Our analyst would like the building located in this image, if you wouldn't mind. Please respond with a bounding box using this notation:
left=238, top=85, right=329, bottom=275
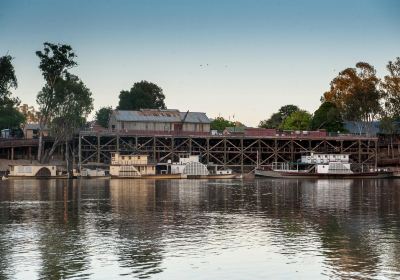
left=108, top=109, right=211, bottom=135
left=23, top=124, right=49, bottom=139
left=109, top=152, right=156, bottom=177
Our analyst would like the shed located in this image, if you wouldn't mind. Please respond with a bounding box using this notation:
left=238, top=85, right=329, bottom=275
left=109, top=109, right=211, bottom=134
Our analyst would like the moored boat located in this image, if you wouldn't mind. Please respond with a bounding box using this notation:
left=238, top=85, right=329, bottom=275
left=8, top=164, right=69, bottom=178
left=109, top=153, right=156, bottom=178
left=255, top=153, right=392, bottom=179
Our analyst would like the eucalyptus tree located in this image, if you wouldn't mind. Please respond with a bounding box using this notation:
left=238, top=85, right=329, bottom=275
left=380, top=57, right=400, bottom=157
left=0, top=55, right=25, bottom=129
left=36, top=42, right=77, bottom=162
left=323, top=62, right=382, bottom=135
left=42, top=74, right=93, bottom=164
left=381, top=57, right=400, bottom=119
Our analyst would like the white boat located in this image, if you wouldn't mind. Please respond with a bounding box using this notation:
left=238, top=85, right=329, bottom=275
left=255, top=153, right=392, bottom=179
left=79, top=168, right=109, bottom=178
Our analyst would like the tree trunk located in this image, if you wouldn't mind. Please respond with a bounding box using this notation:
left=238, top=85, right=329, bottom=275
left=38, top=130, right=43, bottom=162
left=43, top=138, right=60, bottom=163
left=65, top=139, right=70, bottom=178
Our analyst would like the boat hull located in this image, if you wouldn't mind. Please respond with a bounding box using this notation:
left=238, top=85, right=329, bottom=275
left=186, top=174, right=238, bottom=179
left=255, top=169, right=393, bottom=179
left=110, top=174, right=238, bottom=179
left=110, top=174, right=183, bottom=179
left=8, top=175, right=70, bottom=179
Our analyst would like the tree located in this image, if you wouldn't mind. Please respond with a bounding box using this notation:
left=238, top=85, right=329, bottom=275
left=210, top=117, right=237, bottom=131
left=381, top=57, right=400, bottom=119
left=258, top=105, right=300, bottom=129
left=0, top=55, right=18, bottom=101
left=258, top=112, right=282, bottom=129
left=117, top=81, right=166, bottom=110
left=281, top=110, right=311, bottom=131
left=36, top=42, right=77, bottom=162
left=44, top=74, right=93, bottom=163
left=278, top=105, right=300, bottom=120
left=323, top=62, right=382, bottom=135
left=95, top=106, right=113, bottom=128
left=0, top=55, right=25, bottom=130
left=19, top=104, right=40, bottom=123
left=310, top=102, right=344, bottom=132
left=0, top=105, right=25, bottom=130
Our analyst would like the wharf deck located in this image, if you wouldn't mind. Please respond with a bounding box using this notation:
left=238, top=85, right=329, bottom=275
left=78, top=132, right=378, bottom=173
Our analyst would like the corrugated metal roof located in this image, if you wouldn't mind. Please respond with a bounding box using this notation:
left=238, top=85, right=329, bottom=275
left=23, top=123, right=48, bottom=130
left=114, top=110, right=211, bottom=123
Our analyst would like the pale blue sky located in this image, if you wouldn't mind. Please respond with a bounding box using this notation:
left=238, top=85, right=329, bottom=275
left=1, top=0, right=399, bottom=126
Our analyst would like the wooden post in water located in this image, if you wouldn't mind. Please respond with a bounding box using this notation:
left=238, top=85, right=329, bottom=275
left=78, top=135, right=82, bottom=172
left=240, top=138, right=244, bottom=174
left=97, top=134, right=100, bottom=164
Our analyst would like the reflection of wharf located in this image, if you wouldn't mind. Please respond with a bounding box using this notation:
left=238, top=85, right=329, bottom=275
left=78, top=131, right=378, bottom=174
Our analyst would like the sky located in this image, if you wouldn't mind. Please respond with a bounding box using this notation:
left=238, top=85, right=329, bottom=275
left=0, top=0, right=399, bottom=126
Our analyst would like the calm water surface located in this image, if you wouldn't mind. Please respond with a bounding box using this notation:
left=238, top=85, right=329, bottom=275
left=1, top=178, right=400, bottom=279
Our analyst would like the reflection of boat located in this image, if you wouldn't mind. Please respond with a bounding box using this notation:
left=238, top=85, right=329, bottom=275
left=255, top=153, right=392, bottom=179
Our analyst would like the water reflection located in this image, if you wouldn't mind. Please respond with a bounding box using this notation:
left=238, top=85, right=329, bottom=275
left=0, top=178, right=400, bottom=279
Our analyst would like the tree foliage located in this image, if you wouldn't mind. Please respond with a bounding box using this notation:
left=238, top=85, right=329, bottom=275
left=259, top=105, right=299, bottom=129
left=310, top=102, right=344, bottom=132
left=44, top=74, right=93, bottom=162
left=117, top=81, right=166, bottom=110
left=0, top=106, right=25, bottom=130
left=0, top=55, right=25, bottom=130
left=0, top=55, right=18, bottom=102
left=36, top=42, right=78, bottom=161
left=95, top=106, right=113, bottom=128
left=36, top=43, right=77, bottom=88
left=381, top=57, right=400, bottom=119
left=281, top=110, right=311, bottom=131
left=19, top=104, right=40, bottom=123
left=210, top=117, right=237, bottom=131
left=50, top=75, right=93, bottom=137
left=36, top=42, right=77, bottom=125
left=323, top=62, right=381, bottom=134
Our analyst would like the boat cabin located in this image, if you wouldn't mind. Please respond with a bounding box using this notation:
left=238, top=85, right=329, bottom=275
left=9, top=165, right=58, bottom=177
left=109, top=153, right=156, bottom=177
left=301, top=153, right=349, bottom=164
left=169, top=154, right=209, bottom=176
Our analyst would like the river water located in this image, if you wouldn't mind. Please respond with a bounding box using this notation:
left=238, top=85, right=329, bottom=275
left=0, top=178, right=400, bottom=279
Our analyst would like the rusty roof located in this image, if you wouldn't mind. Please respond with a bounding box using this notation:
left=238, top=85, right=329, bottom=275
left=113, top=109, right=211, bottom=123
